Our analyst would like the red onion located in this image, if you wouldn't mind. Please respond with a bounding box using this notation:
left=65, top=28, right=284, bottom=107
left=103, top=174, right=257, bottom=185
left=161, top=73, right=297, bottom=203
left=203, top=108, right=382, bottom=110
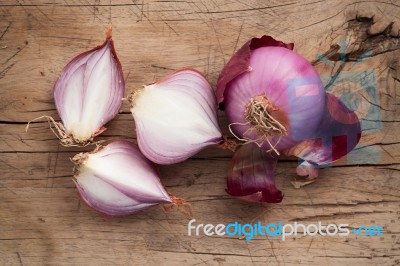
left=52, top=29, right=125, bottom=146
left=130, top=69, right=224, bottom=164
left=221, top=36, right=361, bottom=203
left=72, top=140, right=171, bottom=216
left=217, top=36, right=326, bottom=153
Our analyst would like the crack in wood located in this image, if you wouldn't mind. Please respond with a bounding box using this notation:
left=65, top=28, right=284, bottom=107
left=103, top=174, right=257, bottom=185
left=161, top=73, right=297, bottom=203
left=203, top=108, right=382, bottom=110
left=0, top=62, right=15, bottom=79
left=0, top=23, right=11, bottom=41
left=320, top=16, right=400, bottom=63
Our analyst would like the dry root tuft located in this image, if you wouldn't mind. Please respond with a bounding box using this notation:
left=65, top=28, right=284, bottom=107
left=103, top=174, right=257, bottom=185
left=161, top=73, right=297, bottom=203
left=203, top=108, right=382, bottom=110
left=163, top=193, right=193, bottom=220
left=127, top=86, right=145, bottom=107
left=217, top=136, right=238, bottom=152
left=228, top=94, right=288, bottom=155
left=25, top=115, right=106, bottom=147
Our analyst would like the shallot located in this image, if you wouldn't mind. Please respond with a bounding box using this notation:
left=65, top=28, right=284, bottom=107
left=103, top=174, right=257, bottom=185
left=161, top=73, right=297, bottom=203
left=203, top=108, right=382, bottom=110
left=72, top=140, right=172, bottom=216
left=220, top=36, right=361, bottom=202
left=130, top=69, right=224, bottom=164
left=28, top=29, right=125, bottom=146
left=217, top=35, right=326, bottom=154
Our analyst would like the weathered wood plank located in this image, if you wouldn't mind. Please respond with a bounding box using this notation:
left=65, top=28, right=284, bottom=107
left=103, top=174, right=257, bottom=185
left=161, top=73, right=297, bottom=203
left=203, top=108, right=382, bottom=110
left=2, top=119, right=400, bottom=165
left=1, top=0, right=399, bottom=265
left=1, top=158, right=399, bottom=265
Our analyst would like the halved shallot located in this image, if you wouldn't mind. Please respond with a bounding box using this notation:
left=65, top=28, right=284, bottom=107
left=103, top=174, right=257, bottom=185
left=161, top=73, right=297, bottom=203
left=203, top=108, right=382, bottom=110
left=129, top=69, right=224, bottom=164
left=72, top=140, right=172, bottom=216
left=28, top=29, right=125, bottom=146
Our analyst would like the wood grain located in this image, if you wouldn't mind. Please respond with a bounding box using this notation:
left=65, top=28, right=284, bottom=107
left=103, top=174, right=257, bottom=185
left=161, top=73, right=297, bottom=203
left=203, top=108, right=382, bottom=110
left=0, top=0, right=399, bottom=265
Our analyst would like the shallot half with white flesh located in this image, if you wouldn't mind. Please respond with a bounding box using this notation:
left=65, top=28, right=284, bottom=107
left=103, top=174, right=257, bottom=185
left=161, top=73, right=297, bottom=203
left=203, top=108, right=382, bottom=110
left=72, top=140, right=190, bottom=216
left=129, top=69, right=225, bottom=164
left=27, top=29, right=125, bottom=147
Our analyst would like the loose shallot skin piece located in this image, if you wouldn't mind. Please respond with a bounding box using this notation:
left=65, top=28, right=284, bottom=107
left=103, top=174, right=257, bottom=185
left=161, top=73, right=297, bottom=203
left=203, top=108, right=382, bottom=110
left=226, top=143, right=283, bottom=203
left=73, top=140, right=171, bottom=216
left=130, top=69, right=224, bottom=165
left=53, top=31, right=125, bottom=146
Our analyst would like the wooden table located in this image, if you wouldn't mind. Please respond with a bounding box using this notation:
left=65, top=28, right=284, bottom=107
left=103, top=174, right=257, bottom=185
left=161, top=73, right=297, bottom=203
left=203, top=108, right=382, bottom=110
left=1, top=0, right=399, bottom=265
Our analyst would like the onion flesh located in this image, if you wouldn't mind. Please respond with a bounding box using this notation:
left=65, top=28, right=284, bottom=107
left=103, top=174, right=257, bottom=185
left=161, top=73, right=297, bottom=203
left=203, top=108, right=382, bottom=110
left=53, top=30, right=125, bottom=146
left=73, top=140, right=171, bottom=216
left=130, top=69, right=224, bottom=164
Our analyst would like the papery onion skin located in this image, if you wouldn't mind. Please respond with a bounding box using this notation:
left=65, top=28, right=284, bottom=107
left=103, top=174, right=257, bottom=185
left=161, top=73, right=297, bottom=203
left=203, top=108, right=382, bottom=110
left=283, top=93, right=361, bottom=170
left=295, top=161, right=320, bottom=180
left=73, top=140, right=171, bottom=216
left=131, top=68, right=224, bottom=165
left=226, top=143, right=283, bottom=203
left=54, top=31, right=125, bottom=144
left=217, top=36, right=326, bottom=151
left=217, top=35, right=294, bottom=105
